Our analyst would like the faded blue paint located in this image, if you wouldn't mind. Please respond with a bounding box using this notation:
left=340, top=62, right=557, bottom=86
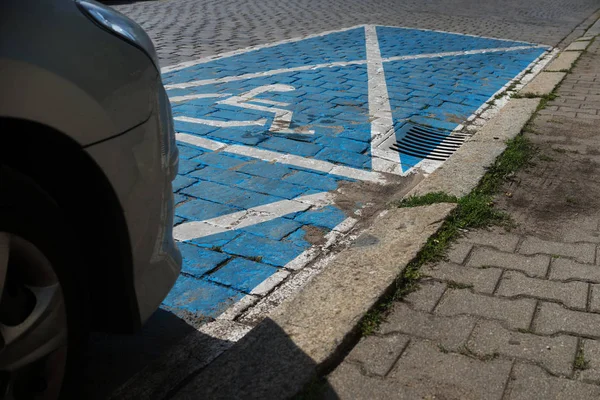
left=222, top=233, right=305, bottom=267
left=207, top=258, right=280, bottom=293
left=179, top=242, right=230, bottom=277
left=161, top=26, right=548, bottom=325
left=163, top=276, right=244, bottom=319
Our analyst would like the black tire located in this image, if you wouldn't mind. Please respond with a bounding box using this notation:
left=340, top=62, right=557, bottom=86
left=0, top=166, right=89, bottom=400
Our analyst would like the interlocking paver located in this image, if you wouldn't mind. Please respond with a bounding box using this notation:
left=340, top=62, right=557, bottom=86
left=467, top=247, right=550, bottom=277
left=435, top=289, right=537, bottom=330
left=345, top=334, right=410, bottom=376
left=580, top=339, right=600, bottom=383
left=446, top=241, right=473, bottom=264
left=423, top=261, right=502, bottom=294
left=497, top=270, right=588, bottom=310
left=402, top=279, right=447, bottom=312
left=506, top=363, right=600, bottom=399
left=550, top=257, right=600, bottom=283
left=519, top=236, right=596, bottom=264
left=534, top=302, right=600, bottom=337
left=463, top=229, right=521, bottom=252
left=467, top=320, right=577, bottom=376
left=590, top=284, right=600, bottom=313
left=379, top=303, right=476, bottom=351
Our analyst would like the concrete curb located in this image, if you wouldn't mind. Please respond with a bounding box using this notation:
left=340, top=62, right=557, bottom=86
left=170, top=203, right=456, bottom=399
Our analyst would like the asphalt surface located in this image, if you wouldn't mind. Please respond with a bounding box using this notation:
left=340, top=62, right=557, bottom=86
left=87, top=1, right=600, bottom=399
left=112, top=0, right=600, bottom=67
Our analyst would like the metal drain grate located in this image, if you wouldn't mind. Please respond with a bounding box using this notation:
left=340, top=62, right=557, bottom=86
left=389, top=124, right=469, bottom=161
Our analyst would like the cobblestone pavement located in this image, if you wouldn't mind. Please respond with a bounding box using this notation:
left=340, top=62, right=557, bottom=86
left=327, top=39, right=600, bottom=399
left=112, top=0, right=600, bottom=67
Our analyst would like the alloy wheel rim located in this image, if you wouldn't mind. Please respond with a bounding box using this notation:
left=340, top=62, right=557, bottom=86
left=0, top=232, right=68, bottom=400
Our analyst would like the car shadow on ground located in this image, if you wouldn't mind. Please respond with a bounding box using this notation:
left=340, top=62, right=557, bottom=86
left=84, top=312, right=340, bottom=399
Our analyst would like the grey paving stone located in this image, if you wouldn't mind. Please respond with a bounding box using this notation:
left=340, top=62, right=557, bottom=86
left=435, top=289, right=536, bottom=330
left=550, top=257, right=600, bottom=283
left=534, top=302, right=600, bottom=337
left=463, top=229, right=521, bottom=253
left=566, top=41, right=591, bottom=51
left=590, top=284, right=600, bottom=313
left=506, top=363, right=600, bottom=400
left=386, top=340, right=512, bottom=400
left=521, top=72, right=567, bottom=97
left=519, top=236, right=596, bottom=264
left=422, top=261, right=502, bottom=294
left=446, top=241, right=472, bottom=264
left=497, top=270, right=588, bottom=310
left=467, top=247, right=549, bottom=277
left=113, top=0, right=600, bottom=68
left=546, top=51, right=583, bottom=72
left=580, top=339, right=600, bottom=383
left=379, top=303, right=476, bottom=351
left=467, top=320, right=577, bottom=376
left=344, top=333, right=410, bottom=377
left=402, top=278, right=446, bottom=313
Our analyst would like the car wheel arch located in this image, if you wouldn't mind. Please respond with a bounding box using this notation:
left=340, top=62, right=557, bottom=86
left=0, top=117, right=141, bottom=333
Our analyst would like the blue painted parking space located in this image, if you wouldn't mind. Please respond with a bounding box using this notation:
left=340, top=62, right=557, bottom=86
left=161, top=25, right=549, bottom=325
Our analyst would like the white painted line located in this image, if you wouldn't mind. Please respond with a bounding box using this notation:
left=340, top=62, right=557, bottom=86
left=384, top=45, right=544, bottom=63
left=175, top=133, right=388, bottom=183
left=174, top=115, right=268, bottom=128
left=375, top=24, right=550, bottom=48
left=161, top=24, right=367, bottom=73
left=250, top=270, right=291, bottom=296
left=170, top=93, right=231, bottom=103
left=365, top=25, right=397, bottom=173
left=175, top=133, right=227, bottom=151
left=216, top=294, right=259, bottom=321
left=165, top=60, right=365, bottom=90
left=164, top=45, right=540, bottom=91
left=173, top=192, right=330, bottom=242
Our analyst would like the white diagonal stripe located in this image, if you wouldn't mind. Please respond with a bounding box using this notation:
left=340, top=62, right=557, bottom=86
left=164, top=46, right=539, bottom=90
left=173, top=192, right=331, bottom=241
left=175, top=133, right=388, bottom=183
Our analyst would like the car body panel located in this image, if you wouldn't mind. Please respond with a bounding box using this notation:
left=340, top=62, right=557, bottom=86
left=0, top=0, right=156, bottom=146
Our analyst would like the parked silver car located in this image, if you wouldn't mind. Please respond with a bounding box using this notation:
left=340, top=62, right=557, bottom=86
left=0, top=0, right=182, bottom=398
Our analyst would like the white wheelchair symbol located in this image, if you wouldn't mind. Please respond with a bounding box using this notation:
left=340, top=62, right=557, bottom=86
left=171, top=84, right=314, bottom=135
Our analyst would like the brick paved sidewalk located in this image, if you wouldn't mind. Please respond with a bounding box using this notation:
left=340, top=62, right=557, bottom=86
left=326, top=41, right=600, bottom=400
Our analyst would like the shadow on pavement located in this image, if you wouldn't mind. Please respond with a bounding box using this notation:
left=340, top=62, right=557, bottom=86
left=83, top=309, right=195, bottom=400
left=85, top=311, right=340, bottom=399
left=168, top=318, right=338, bottom=400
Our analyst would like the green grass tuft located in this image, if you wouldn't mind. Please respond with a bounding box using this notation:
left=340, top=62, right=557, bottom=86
left=397, top=192, right=458, bottom=208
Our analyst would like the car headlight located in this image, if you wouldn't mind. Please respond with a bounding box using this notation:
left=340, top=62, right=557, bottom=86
left=76, top=0, right=160, bottom=70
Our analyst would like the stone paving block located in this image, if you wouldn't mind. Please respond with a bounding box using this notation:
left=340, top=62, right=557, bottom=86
left=463, top=229, right=521, bottom=252
left=590, top=284, right=600, bottom=313
left=346, top=334, right=410, bottom=376
left=565, top=41, right=590, bottom=51
left=519, top=236, right=596, bottom=264
left=580, top=339, right=600, bottom=383
left=467, top=247, right=549, bottom=277
left=206, top=258, right=280, bottom=293
left=422, top=261, right=502, bottom=294
left=386, top=340, right=512, bottom=400
left=534, top=302, right=600, bottom=337
left=222, top=233, right=304, bottom=267
left=467, top=320, right=577, bottom=376
left=521, top=72, right=567, bottom=96
left=550, top=257, right=600, bottom=283
left=546, top=51, right=582, bottom=72
left=402, top=278, right=447, bottom=312
left=506, top=363, right=600, bottom=399
left=497, top=270, right=588, bottom=310
left=446, top=241, right=472, bottom=264
left=435, top=289, right=536, bottom=330
left=379, top=302, right=476, bottom=351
